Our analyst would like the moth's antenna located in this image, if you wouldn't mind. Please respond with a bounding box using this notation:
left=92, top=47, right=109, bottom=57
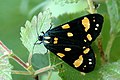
left=32, top=22, right=52, bottom=54
left=32, top=19, right=41, bottom=54
left=32, top=39, right=39, bottom=54
left=49, top=23, right=53, bottom=30
left=36, top=21, right=40, bottom=37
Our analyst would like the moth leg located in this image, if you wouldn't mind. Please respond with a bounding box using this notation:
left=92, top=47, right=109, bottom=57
left=48, top=23, right=53, bottom=30
left=32, top=40, right=42, bottom=54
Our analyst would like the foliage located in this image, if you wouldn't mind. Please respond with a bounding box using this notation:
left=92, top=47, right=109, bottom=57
left=0, top=42, right=13, bottom=80
left=0, top=0, right=120, bottom=80
left=100, top=60, right=120, bottom=80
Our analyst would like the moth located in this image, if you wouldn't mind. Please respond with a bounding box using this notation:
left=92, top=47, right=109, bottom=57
left=37, top=14, right=103, bottom=73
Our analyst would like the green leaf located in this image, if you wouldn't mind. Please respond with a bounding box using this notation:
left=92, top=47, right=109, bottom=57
left=52, top=12, right=87, bottom=27
left=106, top=0, right=120, bottom=34
left=20, top=9, right=52, bottom=54
left=38, top=71, right=62, bottom=80
left=48, top=71, right=62, bottom=80
left=29, top=0, right=87, bottom=17
left=100, top=60, right=120, bottom=80
left=45, top=0, right=88, bottom=17
left=58, top=63, right=101, bottom=80
left=115, top=21, right=120, bottom=35
left=0, top=57, right=13, bottom=80
left=0, top=43, right=13, bottom=80
left=52, top=0, right=80, bottom=4
left=31, top=54, right=49, bottom=69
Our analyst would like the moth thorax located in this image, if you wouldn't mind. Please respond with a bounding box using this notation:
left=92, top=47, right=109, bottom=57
left=38, top=36, right=43, bottom=41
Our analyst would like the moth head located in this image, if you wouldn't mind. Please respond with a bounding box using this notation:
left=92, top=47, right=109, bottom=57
left=38, top=35, right=43, bottom=41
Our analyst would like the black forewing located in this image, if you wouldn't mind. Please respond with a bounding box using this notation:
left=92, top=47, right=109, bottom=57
left=46, top=14, right=103, bottom=45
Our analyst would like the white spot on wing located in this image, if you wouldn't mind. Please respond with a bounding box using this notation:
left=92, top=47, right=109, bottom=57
left=96, top=24, right=99, bottom=27
left=84, top=65, right=86, bottom=67
left=89, top=62, right=92, bottom=65
left=95, top=28, right=98, bottom=30
left=44, top=40, right=50, bottom=43
left=83, top=46, right=86, bottom=49
left=88, top=59, right=92, bottom=61
left=44, top=37, right=51, bottom=39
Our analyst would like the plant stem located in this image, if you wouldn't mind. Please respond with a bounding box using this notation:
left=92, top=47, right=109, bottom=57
left=97, top=35, right=107, bottom=64
left=0, top=41, right=35, bottom=75
left=11, top=53, right=35, bottom=75
left=34, top=62, right=63, bottom=75
left=34, top=66, right=52, bottom=75
left=28, top=53, right=32, bottom=65
left=11, top=54, right=28, bottom=69
left=48, top=70, right=52, bottom=80
left=0, top=41, right=11, bottom=54
left=11, top=70, right=31, bottom=75
left=0, top=41, right=29, bottom=69
left=87, top=0, right=96, bottom=13
left=105, top=33, right=116, bottom=62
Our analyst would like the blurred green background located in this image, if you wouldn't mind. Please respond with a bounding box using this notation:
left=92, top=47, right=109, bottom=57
left=1, top=0, right=120, bottom=80
left=0, top=0, right=43, bottom=80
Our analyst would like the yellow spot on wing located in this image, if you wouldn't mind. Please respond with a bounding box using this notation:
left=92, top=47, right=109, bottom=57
left=67, top=32, right=73, bottom=37
left=54, top=40, right=58, bottom=44
left=57, top=53, right=65, bottom=58
left=61, top=24, right=70, bottom=29
left=54, top=37, right=58, bottom=44
left=54, top=37, right=58, bottom=41
left=64, top=48, right=71, bottom=51
left=73, top=55, right=83, bottom=68
left=87, top=34, right=92, bottom=41
left=82, top=17, right=90, bottom=32
left=83, top=48, right=90, bottom=54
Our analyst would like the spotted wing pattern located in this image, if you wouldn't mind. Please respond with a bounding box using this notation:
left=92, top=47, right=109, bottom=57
left=39, top=14, right=103, bottom=73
